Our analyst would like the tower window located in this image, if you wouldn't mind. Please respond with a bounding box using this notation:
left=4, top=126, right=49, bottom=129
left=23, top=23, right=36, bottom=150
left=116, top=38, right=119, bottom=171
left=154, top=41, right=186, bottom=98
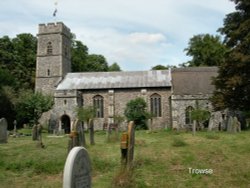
left=93, top=95, right=104, bottom=118
left=47, top=42, right=53, bottom=54
left=64, top=100, right=67, bottom=105
left=47, top=69, right=50, bottom=76
left=150, top=93, right=162, bottom=117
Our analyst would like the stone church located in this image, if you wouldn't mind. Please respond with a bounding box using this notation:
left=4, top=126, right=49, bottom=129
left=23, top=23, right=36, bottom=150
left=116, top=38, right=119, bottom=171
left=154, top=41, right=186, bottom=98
left=35, top=22, right=218, bottom=133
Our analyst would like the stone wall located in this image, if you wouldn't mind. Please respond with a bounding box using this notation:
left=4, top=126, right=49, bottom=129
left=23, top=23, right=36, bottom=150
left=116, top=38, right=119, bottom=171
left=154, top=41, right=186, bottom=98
left=171, top=94, right=213, bottom=129
left=53, top=90, right=78, bottom=131
left=80, top=88, right=171, bottom=130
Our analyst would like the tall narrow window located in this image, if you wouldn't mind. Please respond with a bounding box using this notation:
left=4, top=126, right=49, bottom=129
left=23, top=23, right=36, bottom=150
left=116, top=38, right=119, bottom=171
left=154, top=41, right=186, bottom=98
left=47, top=69, right=50, bottom=76
left=185, top=106, right=194, bottom=125
left=47, top=42, right=53, bottom=54
left=93, top=95, right=104, bottom=118
left=150, top=94, right=162, bottom=117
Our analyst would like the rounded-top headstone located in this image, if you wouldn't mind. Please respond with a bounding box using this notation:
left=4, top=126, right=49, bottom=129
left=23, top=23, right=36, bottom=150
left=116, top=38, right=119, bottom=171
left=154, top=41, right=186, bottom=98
left=63, top=147, right=91, bottom=188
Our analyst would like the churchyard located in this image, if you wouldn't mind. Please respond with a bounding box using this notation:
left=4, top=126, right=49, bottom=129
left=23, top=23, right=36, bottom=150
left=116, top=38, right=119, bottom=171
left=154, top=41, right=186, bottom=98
left=0, top=128, right=250, bottom=188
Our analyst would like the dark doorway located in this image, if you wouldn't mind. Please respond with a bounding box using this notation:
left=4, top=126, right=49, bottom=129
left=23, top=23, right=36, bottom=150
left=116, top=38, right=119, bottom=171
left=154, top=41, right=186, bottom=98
left=61, top=115, right=71, bottom=134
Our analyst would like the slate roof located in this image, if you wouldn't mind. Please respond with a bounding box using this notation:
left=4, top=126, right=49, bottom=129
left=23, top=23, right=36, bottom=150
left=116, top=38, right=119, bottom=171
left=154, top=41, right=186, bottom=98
left=56, top=70, right=171, bottom=90
left=171, top=67, right=218, bottom=95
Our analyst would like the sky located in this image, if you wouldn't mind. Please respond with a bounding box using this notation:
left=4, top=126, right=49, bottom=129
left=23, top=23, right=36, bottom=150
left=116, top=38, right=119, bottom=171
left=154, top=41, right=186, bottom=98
left=0, top=0, right=236, bottom=71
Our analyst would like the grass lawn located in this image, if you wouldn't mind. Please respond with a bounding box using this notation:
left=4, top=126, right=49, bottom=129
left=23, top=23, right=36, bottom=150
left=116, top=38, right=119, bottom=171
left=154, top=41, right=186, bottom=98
left=0, top=130, right=250, bottom=188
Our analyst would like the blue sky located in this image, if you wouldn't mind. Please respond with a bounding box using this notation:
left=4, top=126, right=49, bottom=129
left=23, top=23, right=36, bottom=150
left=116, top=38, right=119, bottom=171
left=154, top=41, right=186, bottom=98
left=0, top=0, right=235, bottom=71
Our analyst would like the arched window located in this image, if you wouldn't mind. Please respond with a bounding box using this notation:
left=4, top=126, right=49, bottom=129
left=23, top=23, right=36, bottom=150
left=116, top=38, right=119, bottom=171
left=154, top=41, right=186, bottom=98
left=47, top=42, right=53, bottom=54
left=93, top=95, right=104, bottom=118
left=150, top=93, right=162, bottom=117
left=185, top=106, right=194, bottom=125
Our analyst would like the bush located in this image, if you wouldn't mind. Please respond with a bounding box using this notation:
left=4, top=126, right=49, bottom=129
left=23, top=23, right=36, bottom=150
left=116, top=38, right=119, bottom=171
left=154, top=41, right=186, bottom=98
left=124, top=98, right=150, bottom=130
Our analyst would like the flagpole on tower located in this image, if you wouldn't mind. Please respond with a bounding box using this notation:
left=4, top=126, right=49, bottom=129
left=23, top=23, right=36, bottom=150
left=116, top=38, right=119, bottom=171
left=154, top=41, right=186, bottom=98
left=53, top=0, right=58, bottom=23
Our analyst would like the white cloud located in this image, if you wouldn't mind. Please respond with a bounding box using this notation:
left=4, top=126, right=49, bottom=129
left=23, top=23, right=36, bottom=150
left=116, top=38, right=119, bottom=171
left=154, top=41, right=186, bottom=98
left=0, top=0, right=236, bottom=70
left=128, top=32, right=166, bottom=44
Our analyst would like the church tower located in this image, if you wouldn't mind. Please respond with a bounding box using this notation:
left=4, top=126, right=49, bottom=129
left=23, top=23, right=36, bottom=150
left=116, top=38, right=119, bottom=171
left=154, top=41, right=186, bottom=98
left=35, top=22, right=71, bottom=95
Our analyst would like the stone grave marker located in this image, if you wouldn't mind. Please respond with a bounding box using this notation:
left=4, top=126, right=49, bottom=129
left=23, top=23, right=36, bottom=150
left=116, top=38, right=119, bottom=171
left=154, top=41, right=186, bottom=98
left=63, top=146, right=91, bottom=188
left=32, top=124, right=38, bottom=140
left=0, top=118, right=8, bottom=143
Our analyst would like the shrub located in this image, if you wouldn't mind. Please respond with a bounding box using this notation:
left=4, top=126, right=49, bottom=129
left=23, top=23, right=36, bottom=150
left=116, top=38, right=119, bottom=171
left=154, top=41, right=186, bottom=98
left=124, top=98, right=150, bottom=130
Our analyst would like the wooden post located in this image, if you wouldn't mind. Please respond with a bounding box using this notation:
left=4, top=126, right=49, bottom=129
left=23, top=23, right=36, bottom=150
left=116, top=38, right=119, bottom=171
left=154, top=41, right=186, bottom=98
left=89, top=119, right=95, bottom=145
left=127, top=121, right=135, bottom=168
left=120, top=132, right=128, bottom=166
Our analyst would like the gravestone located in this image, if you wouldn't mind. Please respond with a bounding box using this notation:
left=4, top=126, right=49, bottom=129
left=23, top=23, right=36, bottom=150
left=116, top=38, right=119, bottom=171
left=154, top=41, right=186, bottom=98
left=0, top=118, right=8, bottom=143
left=32, top=124, right=38, bottom=140
left=76, top=121, right=86, bottom=147
left=227, top=116, right=233, bottom=132
left=63, top=147, right=91, bottom=188
left=13, top=120, right=17, bottom=136
left=127, top=121, right=135, bottom=168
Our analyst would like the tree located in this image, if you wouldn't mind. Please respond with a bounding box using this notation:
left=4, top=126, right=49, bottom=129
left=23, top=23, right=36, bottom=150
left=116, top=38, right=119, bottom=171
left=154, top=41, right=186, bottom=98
left=124, top=98, right=150, bottom=129
left=151, top=65, right=169, bottom=70
left=71, top=40, right=89, bottom=72
left=12, top=33, right=37, bottom=90
left=151, top=64, right=177, bottom=70
left=76, top=106, right=95, bottom=145
left=0, top=68, right=16, bottom=128
left=183, top=34, right=228, bottom=67
left=16, top=91, right=54, bottom=126
left=108, top=62, right=121, bottom=71
left=0, top=36, right=14, bottom=70
left=86, top=54, right=109, bottom=72
left=212, top=0, right=250, bottom=111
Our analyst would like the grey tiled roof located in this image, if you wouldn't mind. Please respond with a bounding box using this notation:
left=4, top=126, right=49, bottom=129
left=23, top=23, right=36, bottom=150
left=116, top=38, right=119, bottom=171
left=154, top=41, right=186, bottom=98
left=56, top=70, right=171, bottom=90
left=171, top=67, right=218, bottom=95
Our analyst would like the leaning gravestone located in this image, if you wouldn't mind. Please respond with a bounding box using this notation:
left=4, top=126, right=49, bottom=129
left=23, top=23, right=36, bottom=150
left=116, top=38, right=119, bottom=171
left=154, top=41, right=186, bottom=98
left=63, top=147, right=91, bottom=188
left=0, top=118, right=8, bottom=143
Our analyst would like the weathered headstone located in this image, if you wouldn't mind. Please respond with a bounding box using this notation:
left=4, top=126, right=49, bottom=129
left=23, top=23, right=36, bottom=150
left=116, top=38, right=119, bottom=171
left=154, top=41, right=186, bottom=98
left=127, top=121, right=135, bottom=168
left=0, top=118, right=8, bottom=143
left=32, top=124, right=38, bottom=140
left=63, top=147, right=91, bottom=188
left=13, top=120, right=17, bottom=136
left=37, top=124, right=42, bottom=141
left=76, top=121, right=86, bottom=147
left=227, top=116, right=233, bottom=132
left=233, top=116, right=241, bottom=133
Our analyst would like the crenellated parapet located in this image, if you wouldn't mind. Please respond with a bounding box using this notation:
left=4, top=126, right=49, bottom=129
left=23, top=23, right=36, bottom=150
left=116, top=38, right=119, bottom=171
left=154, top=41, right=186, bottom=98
left=38, top=22, right=71, bottom=37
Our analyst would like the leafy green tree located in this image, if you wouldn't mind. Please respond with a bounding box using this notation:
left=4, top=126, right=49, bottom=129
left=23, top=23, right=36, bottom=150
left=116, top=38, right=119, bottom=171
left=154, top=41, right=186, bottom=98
left=71, top=40, right=89, bottom=72
left=0, top=36, right=14, bottom=70
left=212, top=0, right=250, bottom=111
left=151, top=64, right=176, bottom=70
left=12, top=33, right=37, bottom=89
left=108, top=62, right=121, bottom=71
left=124, top=97, right=150, bottom=129
left=16, top=91, right=54, bottom=126
left=183, top=34, right=228, bottom=67
left=0, top=86, right=16, bottom=129
left=0, top=68, right=16, bottom=128
left=151, top=65, right=168, bottom=70
left=86, top=54, right=109, bottom=72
